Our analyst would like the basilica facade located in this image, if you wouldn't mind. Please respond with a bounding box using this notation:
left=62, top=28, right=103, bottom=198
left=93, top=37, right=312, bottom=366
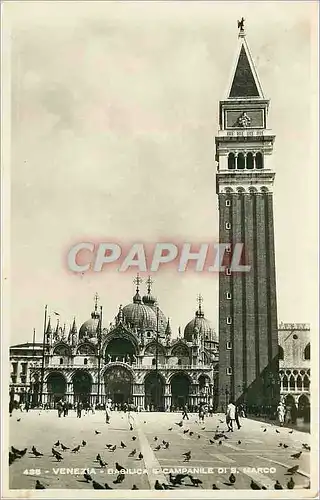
left=12, top=277, right=219, bottom=410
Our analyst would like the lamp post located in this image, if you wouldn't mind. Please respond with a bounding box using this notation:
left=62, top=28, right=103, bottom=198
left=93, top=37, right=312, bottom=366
left=39, top=305, right=48, bottom=406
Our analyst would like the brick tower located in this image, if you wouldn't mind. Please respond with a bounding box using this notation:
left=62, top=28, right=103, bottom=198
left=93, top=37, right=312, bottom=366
left=216, top=23, right=279, bottom=412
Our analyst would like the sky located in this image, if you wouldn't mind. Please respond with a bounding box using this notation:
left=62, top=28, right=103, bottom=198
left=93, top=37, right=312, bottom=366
left=5, top=1, right=318, bottom=345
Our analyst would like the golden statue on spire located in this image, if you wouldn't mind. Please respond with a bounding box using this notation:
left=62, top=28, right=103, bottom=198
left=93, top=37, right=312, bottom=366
left=237, top=17, right=245, bottom=35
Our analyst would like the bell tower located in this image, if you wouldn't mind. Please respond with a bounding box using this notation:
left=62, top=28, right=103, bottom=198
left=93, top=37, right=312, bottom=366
left=216, top=22, right=279, bottom=411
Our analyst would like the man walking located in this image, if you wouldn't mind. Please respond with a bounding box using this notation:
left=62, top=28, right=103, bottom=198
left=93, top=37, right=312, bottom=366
left=76, top=400, right=83, bottom=418
left=226, top=400, right=236, bottom=432
left=182, top=403, right=189, bottom=420
left=105, top=399, right=112, bottom=424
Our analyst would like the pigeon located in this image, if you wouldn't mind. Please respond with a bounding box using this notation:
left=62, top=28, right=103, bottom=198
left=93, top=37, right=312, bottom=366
left=130, top=424, right=133, bottom=431
left=189, top=475, right=203, bottom=487
left=120, top=441, right=126, bottom=448
left=132, top=436, right=137, bottom=441
left=176, top=421, right=183, bottom=427
left=60, top=443, right=69, bottom=451
left=183, top=429, right=189, bottom=434
left=109, top=445, right=116, bottom=452
left=82, top=440, right=87, bottom=447
left=115, top=462, right=126, bottom=472
left=218, top=440, right=222, bottom=445
left=250, top=480, right=261, bottom=490
left=9, top=452, right=17, bottom=465
left=182, top=450, right=191, bottom=462
left=287, top=477, right=295, bottom=489
left=128, top=449, right=137, bottom=457
left=263, top=428, right=267, bottom=432
left=54, top=441, right=60, bottom=447
left=17, top=418, right=21, bottom=422
left=155, top=480, right=164, bottom=490
left=99, top=458, right=107, bottom=467
left=237, top=440, right=241, bottom=445
left=291, top=451, right=302, bottom=459
left=155, top=445, right=161, bottom=451
left=11, top=446, right=27, bottom=457
left=209, top=439, right=214, bottom=444
left=274, top=480, right=283, bottom=490
left=287, top=465, right=299, bottom=475
left=138, top=452, right=143, bottom=460
left=52, top=448, right=63, bottom=461
left=229, top=473, right=236, bottom=484
left=154, top=436, right=158, bottom=441
left=84, top=470, right=92, bottom=482
left=35, top=480, right=46, bottom=489
left=113, top=473, right=125, bottom=484
left=106, top=444, right=113, bottom=448
left=132, top=485, right=139, bottom=490
left=212, top=484, right=220, bottom=489
left=302, top=443, right=311, bottom=451
left=104, top=483, right=113, bottom=489
left=283, top=444, right=289, bottom=449
left=164, top=442, right=170, bottom=449
left=95, top=430, right=101, bottom=435
left=201, top=427, right=205, bottom=430
left=189, top=431, right=194, bottom=436
left=289, top=430, right=293, bottom=434
left=168, top=427, right=172, bottom=431
left=71, top=445, right=80, bottom=453
left=31, top=446, right=43, bottom=457
left=198, top=435, right=201, bottom=439
left=278, top=443, right=283, bottom=447
left=276, top=429, right=280, bottom=433
left=92, top=480, right=105, bottom=489
left=169, top=473, right=188, bottom=486
left=96, top=453, right=101, bottom=461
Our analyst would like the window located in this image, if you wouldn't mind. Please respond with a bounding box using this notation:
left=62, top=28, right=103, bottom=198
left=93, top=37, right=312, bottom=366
left=11, top=375, right=17, bottom=383
left=84, top=358, right=88, bottom=365
left=246, top=152, right=254, bottom=169
left=59, top=358, right=63, bottom=365
left=278, top=346, right=284, bottom=360
left=225, top=200, right=231, bottom=207
left=147, top=332, right=151, bottom=338
left=255, top=152, right=264, bottom=169
left=226, top=267, right=231, bottom=276
left=226, top=367, right=232, bottom=375
left=237, top=153, right=245, bottom=169
left=304, top=343, right=310, bottom=360
left=228, top=153, right=235, bottom=170
left=226, top=292, right=232, bottom=299
left=226, top=341, right=232, bottom=350
left=226, top=317, right=232, bottom=325
left=225, top=222, right=231, bottom=230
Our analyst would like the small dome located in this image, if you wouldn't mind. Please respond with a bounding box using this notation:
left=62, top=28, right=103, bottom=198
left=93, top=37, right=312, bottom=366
left=184, top=311, right=218, bottom=342
left=79, top=315, right=100, bottom=341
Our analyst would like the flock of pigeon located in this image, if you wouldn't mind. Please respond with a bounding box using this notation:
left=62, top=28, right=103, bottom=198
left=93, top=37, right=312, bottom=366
left=9, top=414, right=311, bottom=490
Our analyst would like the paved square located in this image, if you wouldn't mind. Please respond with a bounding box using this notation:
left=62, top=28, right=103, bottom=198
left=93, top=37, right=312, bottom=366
left=9, top=409, right=310, bottom=491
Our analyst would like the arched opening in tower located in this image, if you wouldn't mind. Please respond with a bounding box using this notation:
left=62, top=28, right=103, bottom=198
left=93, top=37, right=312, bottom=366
left=72, top=371, right=92, bottom=405
left=228, top=153, right=235, bottom=170
left=171, top=373, right=190, bottom=409
left=255, top=152, right=264, bottom=169
left=246, top=152, right=254, bottom=169
left=144, top=372, right=165, bottom=411
left=237, top=153, right=245, bottom=169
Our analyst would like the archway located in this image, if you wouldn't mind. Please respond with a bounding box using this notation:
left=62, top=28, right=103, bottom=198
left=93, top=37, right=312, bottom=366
left=285, top=394, right=297, bottom=424
left=104, top=365, right=133, bottom=404
left=144, top=372, right=165, bottom=411
left=105, top=338, right=136, bottom=364
left=171, top=373, right=190, bottom=409
left=298, top=394, right=310, bottom=423
left=47, top=372, right=66, bottom=406
left=73, top=371, right=92, bottom=405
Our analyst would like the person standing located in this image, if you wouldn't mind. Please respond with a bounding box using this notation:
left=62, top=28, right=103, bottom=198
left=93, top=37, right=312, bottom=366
left=105, top=399, right=112, bottom=424
left=277, top=402, right=286, bottom=427
left=226, top=401, right=236, bottom=432
left=198, top=404, right=205, bottom=422
left=235, top=404, right=241, bottom=429
left=182, top=403, right=189, bottom=420
left=76, top=401, right=83, bottom=418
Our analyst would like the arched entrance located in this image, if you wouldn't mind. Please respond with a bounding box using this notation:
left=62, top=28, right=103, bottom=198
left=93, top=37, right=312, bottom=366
left=47, top=372, right=66, bottom=406
left=171, top=373, right=190, bottom=409
left=105, top=338, right=136, bottom=364
left=285, top=394, right=297, bottom=424
left=73, top=371, right=92, bottom=405
left=298, top=394, right=310, bottom=423
left=144, top=373, right=165, bottom=411
left=104, top=365, right=133, bottom=404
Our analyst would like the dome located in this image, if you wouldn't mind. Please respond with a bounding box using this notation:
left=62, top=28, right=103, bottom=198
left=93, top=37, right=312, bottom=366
left=122, top=290, right=157, bottom=330
left=184, top=309, right=217, bottom=342
left=146, top=303, right=167, bottom=336
left=79, top=316, right=100, bottom=340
